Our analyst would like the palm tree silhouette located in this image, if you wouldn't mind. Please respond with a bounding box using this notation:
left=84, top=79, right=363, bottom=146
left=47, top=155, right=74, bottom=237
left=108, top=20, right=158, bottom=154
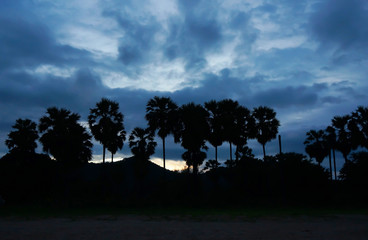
left=39, top=107, right=92, bottom=164
left=145, top=96, right=178, bottom=170
left=203, top=159, right=221, bottom=171
left=325, top=126, right=337, bottom=180
left=304, top=130, right=329, bottom=166
left=217, top=99, right=239, bottom=161
left=350, top=106, right=368, bottom=150
left=233, top=105, right=256, bottom=162
left=88, top=98, right=125, bottom=163
left=332, top=115, right=352, bottom=163
left=252, top=106, right=280, bottom=159
left=106, top=124, right=126, bottom=162
left=174, top=103, right=209, bottom=174
left=182, top=150, right=207, bottom=174
left=204, top=100, right=223, bottom=162
left=129, top=127, right=157, bottom=162
left=5, top=119, right=38, bottom=154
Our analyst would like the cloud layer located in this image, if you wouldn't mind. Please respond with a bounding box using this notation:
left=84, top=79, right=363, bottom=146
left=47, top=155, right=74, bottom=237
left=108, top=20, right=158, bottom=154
left=1, top=0, right=367, bottom=169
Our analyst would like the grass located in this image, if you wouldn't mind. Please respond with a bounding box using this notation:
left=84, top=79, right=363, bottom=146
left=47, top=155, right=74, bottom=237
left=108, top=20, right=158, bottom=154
left=1, top=204, right=367, bottom=220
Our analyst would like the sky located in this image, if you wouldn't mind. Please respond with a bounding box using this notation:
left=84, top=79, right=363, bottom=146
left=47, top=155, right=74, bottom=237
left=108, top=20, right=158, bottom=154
left=1, top=0, right=368, bottom=171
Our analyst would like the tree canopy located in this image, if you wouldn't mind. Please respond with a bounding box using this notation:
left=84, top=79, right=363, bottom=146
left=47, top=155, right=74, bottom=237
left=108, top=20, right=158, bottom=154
left=39, top=107, right=92, bottom=165
left=175, top=103, right=210, bottom=174
left=129, top=127, right=157, bottom=162
left=252, top=106, right=280, bottom=159
left=304, top=130, right=329, bottom=166
left=5, top=119, right=38, bottom=154
left=145, top=96, right=178, bottom=169
left=88, top=98, right=125, bottom=163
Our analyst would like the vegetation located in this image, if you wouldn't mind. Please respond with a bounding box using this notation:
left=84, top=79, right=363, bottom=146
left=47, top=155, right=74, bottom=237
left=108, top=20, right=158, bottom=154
left=145, top=96, right=178, bottom=170
left=304, top=130, right=329, bottom=166
left=39, top=107, right=92, bottom=165
left=88, top=98, right=126, bottom=163
left=175, top=103, right=210, bottom=174
left=252, top=106, right=280, bottom=159
left=5, top=119, right=38, bottom=154
left=1, top=98, right=367, bottom=209
left=129, top=127, right=157, bottom=162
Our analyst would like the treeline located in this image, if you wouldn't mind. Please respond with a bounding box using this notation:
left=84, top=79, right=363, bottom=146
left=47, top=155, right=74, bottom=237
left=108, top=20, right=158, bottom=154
left=1, top=97, right=367, bottom=207
left=3, top=97, right=280, bottom=172
left=303, top=106, right=368, bottom=181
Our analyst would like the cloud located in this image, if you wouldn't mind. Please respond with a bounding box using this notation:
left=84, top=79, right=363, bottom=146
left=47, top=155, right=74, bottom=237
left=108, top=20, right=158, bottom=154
left=0, top=67, right=324, bottom=157
left=164, top=0, right=223, bottom=70
left=252, top=85, right=318, bottom=108
left=0, top=68, right=152, bottom=156
left=321, top=96, right=343, bottom=104
left=310, top=0, right=368, bottom=51
left=114, top=13, right=161, bottom=66
left=1, top=0, right=367, bottom=170
left=0, top=16, right=91, bottom=70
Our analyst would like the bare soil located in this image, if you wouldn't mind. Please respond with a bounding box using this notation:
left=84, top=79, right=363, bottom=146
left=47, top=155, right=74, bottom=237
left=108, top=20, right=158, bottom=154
left=1, top=214, right=367, bottom=240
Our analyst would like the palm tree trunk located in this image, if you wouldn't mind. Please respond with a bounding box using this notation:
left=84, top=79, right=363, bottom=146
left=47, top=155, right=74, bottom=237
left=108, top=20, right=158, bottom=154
left=278, top=135, right=282, bottom=154
left=103, top=145, right=106, bottom=163
left=162, top=137, right=166, bottom=170
left=215, top=146, right=218, bottom=162
left=262, top=144, right=266, bottom=159
left=193, top=163, right=198, bottom=175
left=229, top=142, right=232, bottom=161
left=111, top=152, right=114, bottom=163
left=235, top=145, right=238, bottom=162
left=333, top=148, right=337, bottom=180
left=328, top=150, right=332, bottom=180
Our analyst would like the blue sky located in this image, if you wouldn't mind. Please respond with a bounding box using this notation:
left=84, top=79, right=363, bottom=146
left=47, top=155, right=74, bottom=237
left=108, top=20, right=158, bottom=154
left=1, top=0, right=367, bottom=170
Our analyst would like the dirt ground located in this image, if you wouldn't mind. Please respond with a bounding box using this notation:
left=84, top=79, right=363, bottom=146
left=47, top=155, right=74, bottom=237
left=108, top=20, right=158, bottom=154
left=1, top=214, right=367, bottom=240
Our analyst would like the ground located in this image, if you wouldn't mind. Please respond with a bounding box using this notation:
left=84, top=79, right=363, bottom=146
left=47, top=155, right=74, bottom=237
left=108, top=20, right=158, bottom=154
left=1, top=214, right=368, bottom=240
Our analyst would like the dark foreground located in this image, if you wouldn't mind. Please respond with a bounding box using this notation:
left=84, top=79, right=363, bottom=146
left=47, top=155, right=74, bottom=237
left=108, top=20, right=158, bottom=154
left=1, top=214, right=367, bottom=240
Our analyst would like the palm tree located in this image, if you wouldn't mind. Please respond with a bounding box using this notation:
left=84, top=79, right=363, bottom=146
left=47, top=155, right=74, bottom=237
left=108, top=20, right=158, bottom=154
left=106, top=124, right=126, bottom=162
left=182, top=150, right=207, bottom=174
left=174, top=103, right=210, bottom=174
left=39, top=107, right=92, bottom=165
left=145, top=96, right=178, bottom=170
left=252, top=106, right=280, bottom=159
left=350, top=106, right=368, bottom=150
left=204, top=100, right=223, bottom=162
left=89, top=98, right=125, bottom=163
left=325, top=126, right=337, bottom=180
left=233, top=105, right=256, bottom=162
left=332, top=115, right=352, bottom=163
left=129, top=127, right=157, bottom=162
left=203, top=159, right=221, bottom=171
left=304, top=130, right=329, bottom=166
left=217, top=99, right=239, bottom=161
left=5, top=119, right=38, bottom=154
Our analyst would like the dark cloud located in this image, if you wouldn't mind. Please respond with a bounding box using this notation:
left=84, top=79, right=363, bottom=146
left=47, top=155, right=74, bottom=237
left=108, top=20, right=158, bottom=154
left=321, top=96, right=343, bottom=104
left=230, top=11, right=258, bottom=54
left=114, top=13, right=160, bottom=66
left=254, top=48, right=319, bottom=77
left=0, top=68, right=153, bottom=155
left=252, top=85, right=321, bottom=108
left=331, top=81, right=367, bottom=100
left=0, top=16, right=91, bottom=70
left=171, top=70, right=257, bottom=105
left=164, top=15, right=222, bottom=69
left=310, top=0, right=368, bottom=54
left=254, top=4, right=277, bottom=14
